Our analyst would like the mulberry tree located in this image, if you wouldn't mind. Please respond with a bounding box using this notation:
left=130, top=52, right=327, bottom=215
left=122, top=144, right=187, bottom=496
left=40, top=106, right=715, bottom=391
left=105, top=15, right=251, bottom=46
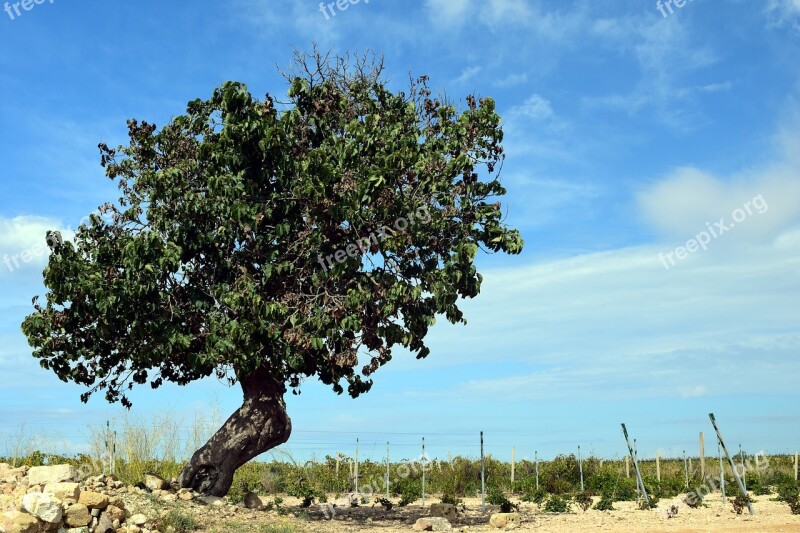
left=21, top=51, right=523, bottom=496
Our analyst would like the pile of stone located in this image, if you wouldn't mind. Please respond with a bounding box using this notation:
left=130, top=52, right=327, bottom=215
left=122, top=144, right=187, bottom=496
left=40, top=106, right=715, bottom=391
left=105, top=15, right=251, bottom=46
left=0, top=463, right=204, bottom=533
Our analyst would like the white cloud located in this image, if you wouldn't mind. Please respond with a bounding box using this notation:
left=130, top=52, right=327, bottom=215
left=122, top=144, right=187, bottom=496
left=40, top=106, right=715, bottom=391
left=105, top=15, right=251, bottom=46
left=453, top=66, right=481, bottom=84
left=766, top=0, right=800, bottom=30
left=637, top=129, right=800, bottom=241
left=0, top=216, right=73, bottom=276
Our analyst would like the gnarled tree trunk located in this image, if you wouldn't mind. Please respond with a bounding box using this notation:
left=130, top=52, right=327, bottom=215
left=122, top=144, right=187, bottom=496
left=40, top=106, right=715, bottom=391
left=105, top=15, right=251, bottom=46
left=178, top=366, right=291, bottom=496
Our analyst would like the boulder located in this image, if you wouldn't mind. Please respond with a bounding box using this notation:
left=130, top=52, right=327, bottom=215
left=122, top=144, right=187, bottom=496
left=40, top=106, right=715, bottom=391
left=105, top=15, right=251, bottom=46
left=43, top=481, right=80, bottom=501
left=489, top=512, right=521, bottom=529
left=430, top=503, right=457, bottom=522
left=64, top=502, right=91, bottom=527
left=412, top=517, right=452, bottom=531
left=27, top=464, right=77, bottom=485
left=21, top=492, right=63, bottom=523
left=78, top=490, right=109, bottom=509
left=143, top=474, right=168, bottom=491
left=0, top=510, right=38, bottom=533
left=243, top=492, right=262, bottom=509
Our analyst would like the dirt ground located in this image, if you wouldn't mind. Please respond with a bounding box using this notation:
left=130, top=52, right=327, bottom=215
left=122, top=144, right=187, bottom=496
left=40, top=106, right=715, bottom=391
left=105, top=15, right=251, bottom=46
left=203, top=493, right=800, bottom=532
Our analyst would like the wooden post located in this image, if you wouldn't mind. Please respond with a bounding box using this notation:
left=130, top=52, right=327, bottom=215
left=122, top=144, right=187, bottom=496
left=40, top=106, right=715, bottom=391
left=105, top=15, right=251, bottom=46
left=699, top=432, right=705, bottom=481
left=709, top=413, right=752, bottom=514
left=794, top=452, right=798, bottom=481
left=535, top=451, right=539, bottom=490
left=421, top=437, right=426, bottom=508
left=355, top=438, right=359, bottom=496
left=621, top=424, right=650, bottom=505
left=480, top=432, right=486, bottom=514
left=386, top=442, right=390, bottom=498
left=625, top=455, right=630, bottom=478
left=578, top=445, right=584, bottom=493
left=511, top=447, right=516, bottom=493
left=656, top=451, right=661, bottom=482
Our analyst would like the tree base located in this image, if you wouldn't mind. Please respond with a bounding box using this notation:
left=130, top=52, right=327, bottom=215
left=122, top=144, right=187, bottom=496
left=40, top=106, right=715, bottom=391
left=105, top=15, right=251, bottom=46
left=178, top=367, right=291, bottom=496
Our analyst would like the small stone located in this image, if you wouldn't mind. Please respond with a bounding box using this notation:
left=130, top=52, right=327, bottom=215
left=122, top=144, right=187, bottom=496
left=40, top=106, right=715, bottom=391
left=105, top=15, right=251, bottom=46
left=20, top=492, right=63, bottom=523
left=130, top=512, right=149, bottom=526
left=105, top=504, right=125, bottom=521
left=95, top=510, right=114, bottom=533
left=143, top=474, right=168, bottom=491
left=64, top=502, right=92, bottom=527
left=413, top=517, right=452, bottom=531
left=489, top=512, right=521, bottom=529
left=198, top=495, right=225, bottom=507
left=78, top=490, right=109, bottom=509
left=27, top=464, right=77, bottom=485
left=0, top=510, right=38, bottom=533
left=44, top=481, right=80, bottom=501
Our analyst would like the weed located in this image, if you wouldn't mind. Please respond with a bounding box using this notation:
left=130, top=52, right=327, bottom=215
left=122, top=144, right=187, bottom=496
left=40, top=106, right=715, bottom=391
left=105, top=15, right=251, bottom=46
left=593, top=497, right=614, bottom=511
left=543, top=495, right=569, bottom=513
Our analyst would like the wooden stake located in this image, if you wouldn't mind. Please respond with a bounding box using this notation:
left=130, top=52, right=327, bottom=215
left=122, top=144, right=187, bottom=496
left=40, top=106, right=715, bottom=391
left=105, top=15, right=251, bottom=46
left=699, top=432, right=705, bottom=480
left=625, top=455, right=630, bottom=478
left=794, top=452, right=798, bottom=481
left=656, top=451, right=661, bottom=482
left=511, top=447, right=516, bottom=493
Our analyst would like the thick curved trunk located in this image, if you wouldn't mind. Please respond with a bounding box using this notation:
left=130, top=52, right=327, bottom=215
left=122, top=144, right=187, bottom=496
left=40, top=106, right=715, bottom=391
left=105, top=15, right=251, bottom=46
left=178, top=366, right=291, bottom=496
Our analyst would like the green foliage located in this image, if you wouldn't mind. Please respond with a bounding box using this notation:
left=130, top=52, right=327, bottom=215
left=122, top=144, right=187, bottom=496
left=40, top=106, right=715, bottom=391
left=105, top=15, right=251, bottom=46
left=521, top=487, right=547, bottom=504
left=638, top=495, right=659, bottom=510
left=776, top=480, right=799, bottom=502
left=287, top=478, right=321, bottom=507
left=21, top=49, right=523, bottom=409
left=440, top=493, right=461, bottom=505
left=576, top=493, right=593, bottom=511
left=486, top=488, right=517, bottom=513
left=155, top=509, right=198, bottom=533
left=593, top=497, right=614, bottom=511
left=543, top=495, right=570, bottom=513
left=393, top=476, right=420, bottom=507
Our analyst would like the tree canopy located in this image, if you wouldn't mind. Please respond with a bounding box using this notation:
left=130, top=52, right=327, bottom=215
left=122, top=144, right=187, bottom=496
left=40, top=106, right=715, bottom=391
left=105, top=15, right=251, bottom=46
left=21, top=51, right=523, bottom=409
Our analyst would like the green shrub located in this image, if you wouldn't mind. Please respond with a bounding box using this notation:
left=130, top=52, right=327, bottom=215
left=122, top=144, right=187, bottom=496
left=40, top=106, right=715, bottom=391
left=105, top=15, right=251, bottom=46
left=440, top=493, right=461, bottom=505
left=576, top=493, right=592, bottom=511
left=155, top=509, right=198, bottom=532
left=593, top=497, right=614, bottom=511
left=521, top=487, right=547, bottom=504
left=543, top=495, right=569, bottom=513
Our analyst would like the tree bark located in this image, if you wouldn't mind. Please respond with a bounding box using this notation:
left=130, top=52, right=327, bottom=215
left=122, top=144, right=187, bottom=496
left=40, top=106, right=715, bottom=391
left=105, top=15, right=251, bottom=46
left=178, top=366, right=292, bottom=496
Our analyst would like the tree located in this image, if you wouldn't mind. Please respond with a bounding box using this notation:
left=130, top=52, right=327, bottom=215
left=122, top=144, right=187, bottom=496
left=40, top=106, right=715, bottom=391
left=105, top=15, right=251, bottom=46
left=21, top=50, right=523, bottom=496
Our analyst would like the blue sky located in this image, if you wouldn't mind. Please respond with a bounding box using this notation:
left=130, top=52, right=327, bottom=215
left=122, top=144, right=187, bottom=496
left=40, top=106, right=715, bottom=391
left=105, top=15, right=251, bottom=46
left=1, top=0, right=800, bottom=465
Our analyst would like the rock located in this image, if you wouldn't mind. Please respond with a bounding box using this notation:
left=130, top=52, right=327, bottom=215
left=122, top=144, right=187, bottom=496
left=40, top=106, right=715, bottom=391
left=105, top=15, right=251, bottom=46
left=161, top=493, right=178, bottom=502
left=104, top=504, right=125, bottom=522
left=412, top=517, right=452, bottom=531
left=64, top=502, right=92, bottom=527
left=198, top=496, right=225, bottom=507
left=44, top=481, right=80, bottom=501
left=129, top=513, right=149, bottom=526
left=27, top=464, right=77, bottom=485
left=95, top=510, right=114, bottom=533
left=489, top=512, right=521, bottom=529
left=0, top=510, right=38, bottom=533
left=430, top=503, right=457, bottom=522
left=78, top=491, right=109, bottom=509
left=21, top=492, right=63, bottom=523
left=143, top=474, right=168, bottom=491
left=243, top=492, right=262, bottom=509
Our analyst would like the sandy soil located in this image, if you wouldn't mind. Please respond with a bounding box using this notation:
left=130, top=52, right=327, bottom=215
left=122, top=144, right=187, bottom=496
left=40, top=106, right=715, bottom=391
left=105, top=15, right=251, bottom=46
left=204, top=493, right=800, bottom=533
